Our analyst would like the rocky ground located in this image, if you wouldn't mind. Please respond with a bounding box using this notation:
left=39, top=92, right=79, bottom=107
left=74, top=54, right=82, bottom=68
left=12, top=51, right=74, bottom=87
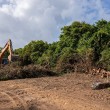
left=0, top=73, right=110, bottom=110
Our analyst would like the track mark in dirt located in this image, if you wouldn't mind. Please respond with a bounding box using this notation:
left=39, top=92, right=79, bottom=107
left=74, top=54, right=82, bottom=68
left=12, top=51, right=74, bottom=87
left=6, top=91, right=28, bottom=110
left=1, top=91, right=28, bottom=110
left=0, top=92, right=17, bottom=107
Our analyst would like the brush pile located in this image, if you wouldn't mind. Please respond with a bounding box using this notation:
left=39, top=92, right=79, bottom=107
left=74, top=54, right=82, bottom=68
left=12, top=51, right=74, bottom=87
left=0, top=64, right=58, bottom=81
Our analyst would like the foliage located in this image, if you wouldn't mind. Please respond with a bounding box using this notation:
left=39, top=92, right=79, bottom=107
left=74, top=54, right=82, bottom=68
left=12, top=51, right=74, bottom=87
left=55, top=47, right=81, bottom=73
left=99, top=48, right=110, bottom=70
left=15, top=40, right=49, bottom=65
left=14, top=19, right=110, bottom=72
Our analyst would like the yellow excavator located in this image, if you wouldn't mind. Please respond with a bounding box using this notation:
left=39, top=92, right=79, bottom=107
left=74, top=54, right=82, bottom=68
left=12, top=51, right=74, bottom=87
left=0, top=39, right=19, bottom=64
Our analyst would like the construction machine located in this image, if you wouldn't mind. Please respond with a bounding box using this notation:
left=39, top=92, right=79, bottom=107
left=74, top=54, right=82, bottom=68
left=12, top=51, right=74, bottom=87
left=0, top=39, right=19, bottom=64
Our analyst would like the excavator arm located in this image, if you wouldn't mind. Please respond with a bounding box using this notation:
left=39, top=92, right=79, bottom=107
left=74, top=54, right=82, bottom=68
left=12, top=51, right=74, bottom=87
left=0, top=39, right=13, bottom=63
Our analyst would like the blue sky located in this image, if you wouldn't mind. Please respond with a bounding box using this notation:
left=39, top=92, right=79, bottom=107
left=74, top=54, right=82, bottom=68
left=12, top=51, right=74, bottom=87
left=0, top=0, right=110, bottom=48
left=102, top=0, right=110, bottom=9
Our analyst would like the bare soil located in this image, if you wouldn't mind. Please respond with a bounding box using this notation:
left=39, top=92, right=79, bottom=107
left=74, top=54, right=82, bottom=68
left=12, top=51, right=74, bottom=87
left=0, top=73, right=110, bottom=110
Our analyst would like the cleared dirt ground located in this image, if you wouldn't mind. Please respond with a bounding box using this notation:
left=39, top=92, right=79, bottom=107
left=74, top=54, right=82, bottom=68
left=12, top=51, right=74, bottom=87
left=0, top=73, right=110, bottom=110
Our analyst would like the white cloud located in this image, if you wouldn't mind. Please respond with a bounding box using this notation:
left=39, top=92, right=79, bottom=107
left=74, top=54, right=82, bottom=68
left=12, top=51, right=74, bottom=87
left=0, top=0, right=109, bottom=49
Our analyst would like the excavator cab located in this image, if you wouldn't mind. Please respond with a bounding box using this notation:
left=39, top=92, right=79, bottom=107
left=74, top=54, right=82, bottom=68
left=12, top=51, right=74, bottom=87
left=2, top=58, right=8, bottom=65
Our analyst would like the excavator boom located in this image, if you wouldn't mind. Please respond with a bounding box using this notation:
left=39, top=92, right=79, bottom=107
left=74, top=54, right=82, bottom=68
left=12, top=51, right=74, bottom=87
left=0, top=39, right=15, bottom=64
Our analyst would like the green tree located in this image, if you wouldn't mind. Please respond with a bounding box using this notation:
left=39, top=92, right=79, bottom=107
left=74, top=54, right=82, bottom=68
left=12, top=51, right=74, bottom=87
left=21, top=40, right=49, bottom=65
left=99, top=48, right=110, bottom=70
left=95, top=19, right=108, bottom=29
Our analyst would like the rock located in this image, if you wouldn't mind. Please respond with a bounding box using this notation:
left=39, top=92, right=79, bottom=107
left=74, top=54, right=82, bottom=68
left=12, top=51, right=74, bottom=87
left=91, top=82, right=110, bottom=90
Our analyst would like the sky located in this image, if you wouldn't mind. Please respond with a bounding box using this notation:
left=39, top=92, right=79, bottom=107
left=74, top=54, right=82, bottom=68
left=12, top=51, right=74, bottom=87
left=0, top=0, right=110, bottom=49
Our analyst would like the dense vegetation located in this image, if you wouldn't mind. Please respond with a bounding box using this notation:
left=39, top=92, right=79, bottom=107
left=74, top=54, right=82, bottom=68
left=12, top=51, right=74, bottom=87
left=13, top=19, right=110, bottom=73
